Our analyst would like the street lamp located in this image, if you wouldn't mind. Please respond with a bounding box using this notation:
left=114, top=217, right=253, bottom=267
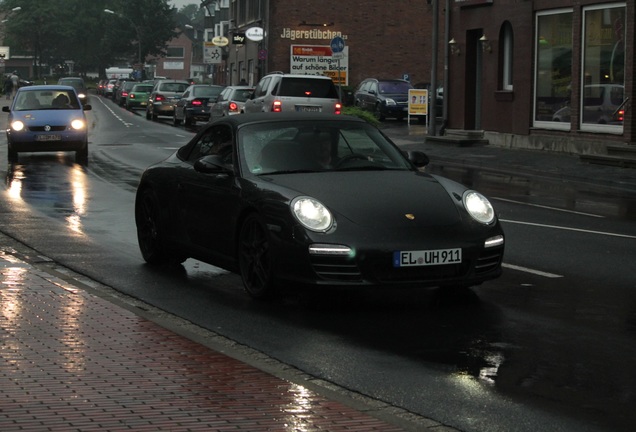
left=104, top=8, right=142, bottom=66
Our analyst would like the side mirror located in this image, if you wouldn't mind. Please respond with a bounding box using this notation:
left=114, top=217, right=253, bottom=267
left=2, top=106, right=10, bottom=113
left=404, top=150, right=430, bottom=168
left=83, top=104, right=92, bottom=111
left=194, top=154, right=232, bottom=174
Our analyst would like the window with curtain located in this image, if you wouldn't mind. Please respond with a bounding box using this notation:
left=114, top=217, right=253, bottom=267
left=500, top=22, right=514, bottom=91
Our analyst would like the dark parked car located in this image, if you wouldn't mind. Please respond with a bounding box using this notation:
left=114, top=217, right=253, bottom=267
left=146, top=79, right=190, bottom=120
left=353, top=78, right=413, bottom=120
left=134, top=113, right=504, bottom=299
left=2, top=85, right=91, bottom=164
left=208, top=85, right=254, bottom=119
left=115, top=80, right=137, bottom=106
left=173, top=84, right=224, bottom=126
left=57, top=77, right=89, bottom=104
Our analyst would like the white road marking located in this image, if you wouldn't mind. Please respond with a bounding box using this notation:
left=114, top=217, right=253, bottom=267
left=500, top=219, right=636, bottom=239
left=502, top=263, right=563, bottom=278
left=494, top=197, right=604, bottom=218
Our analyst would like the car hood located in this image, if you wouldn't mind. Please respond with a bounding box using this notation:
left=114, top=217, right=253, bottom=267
left=381, top=93, right=409, bottom=102
left=258, top=171, right=463, bottom=228
left=10, top=109, right=85, bottom=124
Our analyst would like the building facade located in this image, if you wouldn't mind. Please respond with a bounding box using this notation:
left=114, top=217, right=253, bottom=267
left=221, top=0, right=441, bottom=89
left=448, top=0, right=633, bottom=153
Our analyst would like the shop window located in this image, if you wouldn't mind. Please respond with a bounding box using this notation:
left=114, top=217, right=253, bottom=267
left=533, top=9, right=573, bottom=130
left=580, top=4, right=625, bottom=133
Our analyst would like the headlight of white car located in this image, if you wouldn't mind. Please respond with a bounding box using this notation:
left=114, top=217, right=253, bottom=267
left=71, top=119, right=86, bottom=130
left=291, top=196, right=333, bottom=232
left=463, top=191, right=495, bottom=224
left=10, top=120, right=25, bottom=131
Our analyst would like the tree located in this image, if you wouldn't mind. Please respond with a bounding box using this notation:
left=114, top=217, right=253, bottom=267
left=1, top=0, right=178, bottom=78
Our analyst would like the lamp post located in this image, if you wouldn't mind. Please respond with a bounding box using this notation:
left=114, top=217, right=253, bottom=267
left=104, top=9, right=142, bottom=67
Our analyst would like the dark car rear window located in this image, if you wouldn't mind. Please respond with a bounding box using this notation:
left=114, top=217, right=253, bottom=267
left=160, top=83, right=189, bottom=92
left=278, top=78, right=338, bottom=98
left=132, top=85, right=153, bottom=92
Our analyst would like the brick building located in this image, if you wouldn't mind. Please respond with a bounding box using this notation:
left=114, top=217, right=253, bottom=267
left=447, top=0, right=633, bottom=153
left=224, top=0, right=442, bottom=89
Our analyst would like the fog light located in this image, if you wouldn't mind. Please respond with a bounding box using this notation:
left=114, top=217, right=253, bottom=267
left=484, top=235, right=504, bottom=248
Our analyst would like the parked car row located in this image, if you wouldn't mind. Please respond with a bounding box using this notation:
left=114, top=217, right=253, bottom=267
left=102, top=72, right=444, bottom=128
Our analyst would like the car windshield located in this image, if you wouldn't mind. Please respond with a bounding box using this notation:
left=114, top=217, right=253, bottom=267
left=193, top=86, right=223, bottom=97
left=59, top=79, right=85, bottom=90
left=132, top=85, right=153, bottom=92
left=378, top=81, right=413, bottom=94
left=232, top=89, right=254, bottom=102
left=160, top=83, right=189, bottom=92
left=239, top=120, right=413, bottom=175
left=14, top=90, right=80, bottom=110
left=278, top=78, right=338, bottom=98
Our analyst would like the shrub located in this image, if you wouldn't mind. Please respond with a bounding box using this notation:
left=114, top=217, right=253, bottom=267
left=342, top=106, right=381, bottom=127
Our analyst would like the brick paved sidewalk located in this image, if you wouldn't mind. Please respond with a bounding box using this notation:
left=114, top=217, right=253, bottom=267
left=0, top=249, right=418, bottom=432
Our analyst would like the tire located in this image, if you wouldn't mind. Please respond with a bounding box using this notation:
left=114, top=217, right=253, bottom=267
left=135, top=188, right=185, bottom=265
left=146, top=108, right=151, bottom=120
left=238, top=214, right=276, bottom=299
left=173, top=113, right=181, bottom=126
left=75, top=143, right=88, bottom=165
left=184, top=115, right=193, bottom=127
left=7, top=145, right=17, bottom=163
left=374, top=104, right=385, bottom=121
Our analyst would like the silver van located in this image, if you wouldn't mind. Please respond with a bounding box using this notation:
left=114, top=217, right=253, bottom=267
left=243, top=73, right=341, bottom=114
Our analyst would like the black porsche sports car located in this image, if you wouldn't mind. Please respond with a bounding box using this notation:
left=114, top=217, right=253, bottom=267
left=135, top=113, right=504, bottom=299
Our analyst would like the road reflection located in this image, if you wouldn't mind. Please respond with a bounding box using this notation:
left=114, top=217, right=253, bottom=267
left=5, top=155, right=88, bottom=235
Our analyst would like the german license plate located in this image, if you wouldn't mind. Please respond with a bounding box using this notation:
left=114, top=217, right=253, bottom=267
left=36, top=134, right=61, bottom=142
left=393, top=248, right=462, bottom=267
left=296, top=106, right=321, bottom=112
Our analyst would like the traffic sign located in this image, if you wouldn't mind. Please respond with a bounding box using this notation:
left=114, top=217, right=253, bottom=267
left=330, top=36, right=345, bottom=54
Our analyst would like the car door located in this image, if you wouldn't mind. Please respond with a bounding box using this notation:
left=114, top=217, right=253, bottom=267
left=174, top=89, right=190, bottom=119
left=245, top=76, right=271, bottom=113
left=178, top=124, right=241, bottom=260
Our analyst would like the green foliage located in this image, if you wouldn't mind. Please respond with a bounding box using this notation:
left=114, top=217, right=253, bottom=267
left=0, top=0, right=178, bottom=77
left=342, top=106, right=381, bottom=127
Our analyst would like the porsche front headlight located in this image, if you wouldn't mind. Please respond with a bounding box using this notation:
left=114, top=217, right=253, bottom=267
left=291, top=196, right=333, bottom=232
left=463, top=191, right=495, bottom=224
left=10, top=120, right=25, bottom=131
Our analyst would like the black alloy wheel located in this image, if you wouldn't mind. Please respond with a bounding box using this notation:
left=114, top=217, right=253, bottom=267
left=135, top=188, right=186, bottom=265
left=238, top=214, right=275, bottom=299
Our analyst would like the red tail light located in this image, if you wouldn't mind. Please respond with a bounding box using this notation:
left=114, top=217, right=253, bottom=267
left=122, top=92, right=129, bottom=97
left=155, top=94, right=165, bottom=102
left=617, top=109, right=624, bottom=121
left=191, top=99, right=203, bottom=106
left=272, top=100, right=282, bottom=112
left=130, top=94, right=136, bottom=99
left=229, top=102, right=238, bottom=112
left=335, top=103, right=342, bottom=115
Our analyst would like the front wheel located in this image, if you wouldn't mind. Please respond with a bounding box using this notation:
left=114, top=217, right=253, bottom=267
left=8, top=145, right=17, bottom=163
left=238, top=214, right=275, bottom=299
left=173, top=113, right=181, bottom=126
left=135, top=188, right=185, bottom=265
left=373, top=104, right=385, bottom=121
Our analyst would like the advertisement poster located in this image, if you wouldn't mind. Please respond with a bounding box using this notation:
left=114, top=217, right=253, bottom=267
left=290, top=45, right=349, bottom=86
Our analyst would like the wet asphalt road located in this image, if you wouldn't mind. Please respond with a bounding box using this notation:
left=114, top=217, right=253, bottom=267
left=1, top=95, right=635, bottom=431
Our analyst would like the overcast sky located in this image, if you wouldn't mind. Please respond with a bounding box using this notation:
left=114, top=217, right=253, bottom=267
left=170, top=0, right=198, bottom=9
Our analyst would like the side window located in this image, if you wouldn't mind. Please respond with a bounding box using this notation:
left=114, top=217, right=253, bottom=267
left=255, top=77, right=271, bottom=97
left=186, top=125, right=234, bottom=164
left=182, top=91, right=190, bottom=98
